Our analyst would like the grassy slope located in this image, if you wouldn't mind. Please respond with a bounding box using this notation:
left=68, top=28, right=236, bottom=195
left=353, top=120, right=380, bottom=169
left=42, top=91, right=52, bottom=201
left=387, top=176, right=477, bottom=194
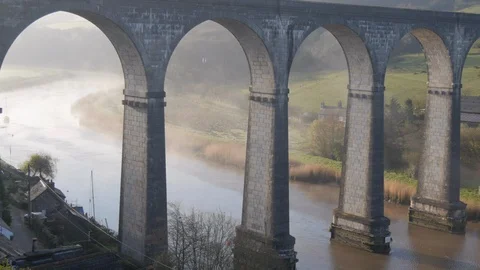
left=286, top=51, right=480, bottom=206
left=289, top=51, right=480, bottom=112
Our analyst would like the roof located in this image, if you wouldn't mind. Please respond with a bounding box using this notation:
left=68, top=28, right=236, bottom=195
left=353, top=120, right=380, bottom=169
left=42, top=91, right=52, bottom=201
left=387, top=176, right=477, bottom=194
left=461, top=112, right=480, bottom=123
left=30, top=180, right=65, bottom=201
left=461, top=96, right=480, bottom=123
left=0, top=235, right=22, bottom=260
left=462, top=96, right=480, bottom=114
left=30, top=181, right=48, bottom=201
left=54, top=188, right=66, bottom=199
left=319, top=107, right=346, bottom=117
left=72, top=206, right=84, bottom=215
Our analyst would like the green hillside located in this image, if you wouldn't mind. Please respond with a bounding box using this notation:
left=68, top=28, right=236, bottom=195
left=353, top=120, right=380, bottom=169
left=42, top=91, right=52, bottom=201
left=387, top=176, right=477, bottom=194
left=289, top=51, right=480, bottom=113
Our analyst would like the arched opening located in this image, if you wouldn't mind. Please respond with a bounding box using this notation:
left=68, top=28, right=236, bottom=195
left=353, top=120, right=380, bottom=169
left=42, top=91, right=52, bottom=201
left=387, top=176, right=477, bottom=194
left=288, top=26, right=350, bottom=183
left=287, top=24, right=377, bottom=266
left=385, top=28, right=473, bottom=235
left=384, top=28, right=454, bottom=203
left=0, top=10, right=146, bottom=245
left=163, top=19, right=251, bottom=209
left=460, top=38, right=480, bottom=218
left=162, top=18, right=276, bottom=268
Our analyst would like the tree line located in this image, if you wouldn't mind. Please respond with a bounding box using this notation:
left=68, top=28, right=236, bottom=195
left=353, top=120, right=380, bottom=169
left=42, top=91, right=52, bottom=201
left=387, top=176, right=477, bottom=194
left=307, top=98, right=480, bottom=177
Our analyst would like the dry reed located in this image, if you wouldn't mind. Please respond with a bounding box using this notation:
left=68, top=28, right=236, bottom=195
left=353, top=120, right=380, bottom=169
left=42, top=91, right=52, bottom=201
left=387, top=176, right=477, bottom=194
left=289, top=164, right=341, bottom=184
left=384, top=180, right=416, bottom=204
left=201, top=143, right=246, bottom=170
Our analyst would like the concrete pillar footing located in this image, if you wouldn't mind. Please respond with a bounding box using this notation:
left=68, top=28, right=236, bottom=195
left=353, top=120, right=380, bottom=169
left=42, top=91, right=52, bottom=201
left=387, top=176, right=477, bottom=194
left=233, top=226, right=297, bottom=270
left=409, top=196, right=467, bottom=234
left=330, top=210, right=391, bottom=254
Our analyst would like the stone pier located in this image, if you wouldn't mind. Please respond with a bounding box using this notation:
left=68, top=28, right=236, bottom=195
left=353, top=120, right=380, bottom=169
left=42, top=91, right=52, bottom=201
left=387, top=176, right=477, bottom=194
left=234, top=90, right=297, bottom=269
left=330, top=86, right=391, bottom=254
left=409, top=84, right=467, bottom=234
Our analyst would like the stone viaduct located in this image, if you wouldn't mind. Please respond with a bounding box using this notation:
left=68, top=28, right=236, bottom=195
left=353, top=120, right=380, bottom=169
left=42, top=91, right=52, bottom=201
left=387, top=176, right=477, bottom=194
left=1, top=0, right=480, bottom=268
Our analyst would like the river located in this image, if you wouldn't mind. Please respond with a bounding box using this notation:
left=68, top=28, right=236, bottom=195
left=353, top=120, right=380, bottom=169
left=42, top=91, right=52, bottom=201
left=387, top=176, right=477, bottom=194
left=0, top=75, right=478, bottom=269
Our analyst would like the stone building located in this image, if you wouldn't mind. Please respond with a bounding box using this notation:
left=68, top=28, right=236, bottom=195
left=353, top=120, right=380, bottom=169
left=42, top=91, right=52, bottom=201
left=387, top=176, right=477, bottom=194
left=30, top=180, right=66, bottom=215
left=319, top=101, right=347, bottom=123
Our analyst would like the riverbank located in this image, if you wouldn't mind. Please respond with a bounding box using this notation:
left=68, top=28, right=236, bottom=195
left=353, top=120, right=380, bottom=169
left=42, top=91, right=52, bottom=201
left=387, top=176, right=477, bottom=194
left=163, top=125, right=480, bottom=220
left=70, top=103, right=480, bottom=220
left=68, top=71, right=480, bottom=220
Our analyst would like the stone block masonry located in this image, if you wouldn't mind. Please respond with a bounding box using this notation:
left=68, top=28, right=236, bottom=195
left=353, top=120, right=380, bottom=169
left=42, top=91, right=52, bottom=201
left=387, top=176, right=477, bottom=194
left=409, top=89, right=467, bottom=234
left=1, top=0, right=480, bottom=267
left=119, top=100, right=149, bottom=262
left=331, top=89, right=391, bottom=254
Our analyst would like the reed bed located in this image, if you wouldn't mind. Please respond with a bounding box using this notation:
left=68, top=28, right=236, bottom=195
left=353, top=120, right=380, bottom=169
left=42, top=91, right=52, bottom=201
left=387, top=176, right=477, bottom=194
left=202, top=143, right=246, bottom=170
left=384, top=180, right=416, bottom=204
left=289, top=164, right=341, bottom=184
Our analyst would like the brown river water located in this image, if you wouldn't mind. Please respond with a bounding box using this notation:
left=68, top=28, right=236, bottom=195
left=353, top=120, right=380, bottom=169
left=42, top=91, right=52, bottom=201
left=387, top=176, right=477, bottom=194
left=0, top=80, right=477, bottom=269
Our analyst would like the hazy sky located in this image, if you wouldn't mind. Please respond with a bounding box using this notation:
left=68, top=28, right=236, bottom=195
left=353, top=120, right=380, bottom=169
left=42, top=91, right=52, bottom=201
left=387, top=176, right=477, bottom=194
left=30, top=12, right=93, bottom=30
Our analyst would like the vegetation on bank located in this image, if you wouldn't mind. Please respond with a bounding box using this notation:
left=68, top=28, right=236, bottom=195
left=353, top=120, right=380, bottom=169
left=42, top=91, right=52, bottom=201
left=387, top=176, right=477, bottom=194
left=67, top=41, right=480, bottom=219
left=160, top=125, right=480, bottom=219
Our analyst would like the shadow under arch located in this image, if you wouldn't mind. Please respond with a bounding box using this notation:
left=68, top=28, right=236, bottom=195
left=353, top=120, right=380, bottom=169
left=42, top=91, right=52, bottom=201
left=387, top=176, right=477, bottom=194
left=406, top=28, right=453, bottom=89
left=459, top=37, right=480, bottom=92
left=1, top=10, right=148, bottom=97
left=165, top=18, right=276, bottom=95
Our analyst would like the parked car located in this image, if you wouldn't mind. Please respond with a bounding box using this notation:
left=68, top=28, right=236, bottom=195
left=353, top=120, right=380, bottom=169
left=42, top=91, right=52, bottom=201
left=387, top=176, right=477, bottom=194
left=23, top=212, right=46, bottom=224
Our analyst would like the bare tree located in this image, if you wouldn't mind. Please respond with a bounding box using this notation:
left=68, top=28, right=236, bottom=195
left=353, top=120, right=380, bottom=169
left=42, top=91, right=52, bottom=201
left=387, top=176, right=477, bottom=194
left=164, top=203, right=236, bottom=270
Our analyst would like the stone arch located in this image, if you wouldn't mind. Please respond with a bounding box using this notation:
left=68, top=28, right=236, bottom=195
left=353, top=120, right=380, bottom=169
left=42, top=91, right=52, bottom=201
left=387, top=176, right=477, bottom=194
left=457, top=34, right=480, bottom=83
left=289, top=23, right=374, bottom=91
left=1, top=10, right=148, bottom=97
left=394, top=28, right=454, bottom=89
left=165, top=17, right=275, bottom=94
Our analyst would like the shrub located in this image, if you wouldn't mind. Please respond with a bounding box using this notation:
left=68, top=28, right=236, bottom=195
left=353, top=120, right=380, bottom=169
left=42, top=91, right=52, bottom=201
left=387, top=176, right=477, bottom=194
left=460, top=125, right=480, bottom=170
left=306, top=118, right=345, bottom=161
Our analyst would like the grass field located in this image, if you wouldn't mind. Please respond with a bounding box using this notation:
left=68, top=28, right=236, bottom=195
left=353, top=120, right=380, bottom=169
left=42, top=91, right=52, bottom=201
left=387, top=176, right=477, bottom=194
left=289, top=51, right=480, bottom=112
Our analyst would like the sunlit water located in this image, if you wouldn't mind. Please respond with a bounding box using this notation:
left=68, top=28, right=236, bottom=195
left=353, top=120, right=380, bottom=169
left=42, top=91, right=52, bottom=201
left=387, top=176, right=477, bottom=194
left=0, top=78, right=478, bottom=269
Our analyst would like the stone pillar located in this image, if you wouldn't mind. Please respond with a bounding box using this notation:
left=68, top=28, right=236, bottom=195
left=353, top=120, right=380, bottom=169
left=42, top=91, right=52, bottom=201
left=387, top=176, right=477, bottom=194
left=234, top=88, right=297, bottom=270
left=330, top=86, right=391, bottom=254
left=409, top=84, right=466, bottom=234
left=119, top=91, right=168, bottom=264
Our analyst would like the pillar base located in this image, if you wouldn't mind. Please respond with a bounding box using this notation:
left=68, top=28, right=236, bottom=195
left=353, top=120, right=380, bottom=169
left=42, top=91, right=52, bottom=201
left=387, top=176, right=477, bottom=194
left=233, top=226, right=297, bottom=270
left=330, top=210, right=391, bottom=254
left=409, top=196, right=467, bottom=234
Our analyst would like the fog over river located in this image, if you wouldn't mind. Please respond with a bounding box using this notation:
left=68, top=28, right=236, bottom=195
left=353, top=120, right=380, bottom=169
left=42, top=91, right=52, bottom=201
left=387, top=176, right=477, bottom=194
left=0, top=77, right=478, bottom=270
